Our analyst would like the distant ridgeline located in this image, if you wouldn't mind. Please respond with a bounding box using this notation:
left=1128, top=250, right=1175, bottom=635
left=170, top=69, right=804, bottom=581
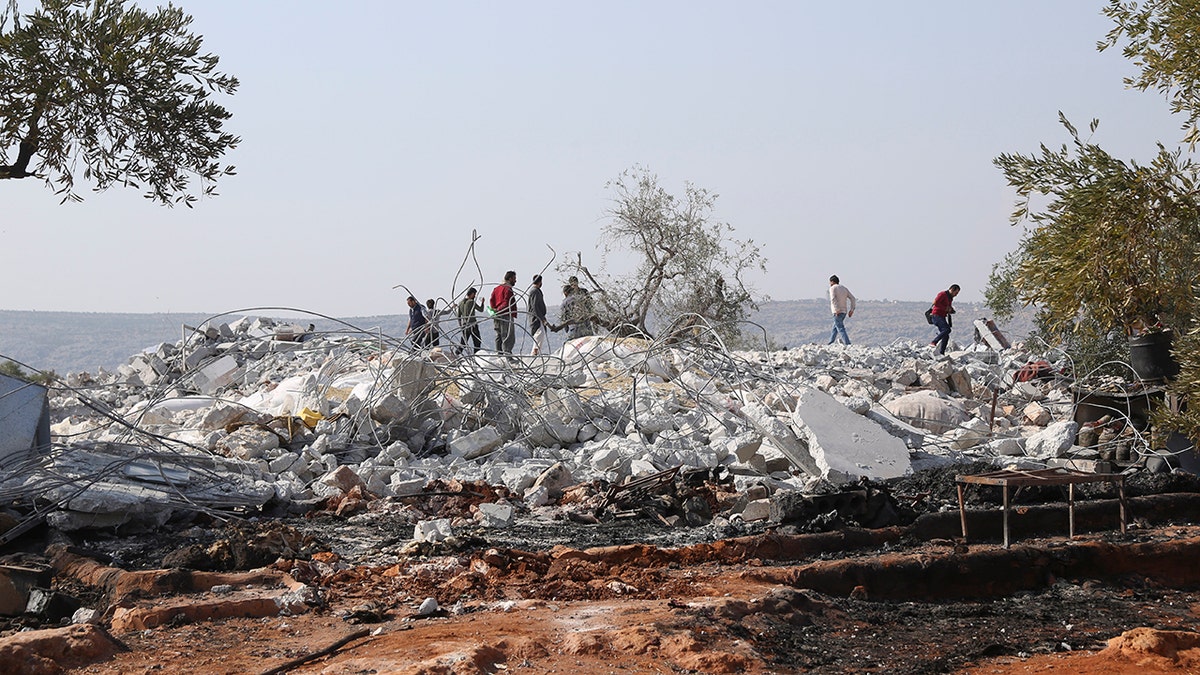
left=0, top=301, right=1034, bottom=374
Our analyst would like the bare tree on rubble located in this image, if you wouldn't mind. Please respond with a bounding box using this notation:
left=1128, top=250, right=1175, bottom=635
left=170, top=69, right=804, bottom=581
left=0, top=0, right=238, bottom=206
left=560, top=166, right=767, bottom=343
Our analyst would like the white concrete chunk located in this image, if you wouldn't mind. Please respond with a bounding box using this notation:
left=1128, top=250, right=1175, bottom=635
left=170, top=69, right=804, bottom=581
left=192, top=355, right=241, bottom=395
left=215, top=427, right=279, bottom=460
left=741, top=498, right=772, bottom=522
left=477, top=502, right=515, bottom=528
left=1024, top=421, right=1079, bottom=459
left=414, top=518, right=453, bottom=543
left=988, top=437, right=1025, bottom=456
left=791, top=386, right=911, bottom=482
left=738, top=403, right=819, bottom=477
left=531, top=462, right=574, bottom=497
left=450, top=426, right=504, bottom=460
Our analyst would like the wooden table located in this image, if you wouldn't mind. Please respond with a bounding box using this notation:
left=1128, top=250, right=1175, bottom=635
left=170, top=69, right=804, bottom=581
left=955, top=467, right=1128, bottom=548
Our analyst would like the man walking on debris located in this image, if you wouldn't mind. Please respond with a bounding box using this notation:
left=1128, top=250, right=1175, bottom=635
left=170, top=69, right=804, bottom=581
left=827, top=275, right=856, bottom=345
left=457, top=287, right=483, bottom=355
left=528, top=274, right=548, bottom=355
left=406, top=295, right=429, bottom=349
left=929, top=283, right=959, bottom=355
left=490, top=270, right=518, bottom=354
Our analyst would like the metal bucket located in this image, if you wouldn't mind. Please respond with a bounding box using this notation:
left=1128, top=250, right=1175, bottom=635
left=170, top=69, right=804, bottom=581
left=1129, top=330, right=1179, bottom=381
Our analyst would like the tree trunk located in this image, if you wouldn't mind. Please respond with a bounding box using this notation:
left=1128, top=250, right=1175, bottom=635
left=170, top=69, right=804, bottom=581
left=0, top=139, right=37, bottom=179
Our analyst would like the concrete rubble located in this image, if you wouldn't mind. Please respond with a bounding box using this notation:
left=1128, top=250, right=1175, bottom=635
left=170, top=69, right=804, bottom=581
left=0, top=315, right=1133, bottom=537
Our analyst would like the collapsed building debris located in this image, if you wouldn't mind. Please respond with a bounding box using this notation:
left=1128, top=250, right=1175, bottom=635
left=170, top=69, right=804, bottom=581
left=0, top=312, right=1184, bottom=542
left=2, top=313, right=1199, bottom=673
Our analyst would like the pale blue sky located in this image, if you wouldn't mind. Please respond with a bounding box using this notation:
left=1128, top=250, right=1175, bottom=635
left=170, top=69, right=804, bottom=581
left=3, top=0, right=1188, bottom=314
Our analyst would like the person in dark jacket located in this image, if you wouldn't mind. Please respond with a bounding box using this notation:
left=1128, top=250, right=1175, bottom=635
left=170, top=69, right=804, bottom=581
left=528, top=275, right=548, bottom=355
left=405, top=295, right=429, bottom=349
left=929, top=284, right=960, bottom=355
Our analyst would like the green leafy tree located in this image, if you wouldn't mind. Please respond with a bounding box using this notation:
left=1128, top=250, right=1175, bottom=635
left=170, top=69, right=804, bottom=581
left=0, top=0, right=238, bottom=205
left=1097, top=0, right=1200, bottom=444
left=1101, top=0, right=1200, bottom=146
left=990, top=115, right=1200, bottom=340
left=560, top=166, right=767, bottom=343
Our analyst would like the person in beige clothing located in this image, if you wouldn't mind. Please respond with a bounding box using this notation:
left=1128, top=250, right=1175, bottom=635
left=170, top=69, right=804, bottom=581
left=828, top=275, right=856, bottom=345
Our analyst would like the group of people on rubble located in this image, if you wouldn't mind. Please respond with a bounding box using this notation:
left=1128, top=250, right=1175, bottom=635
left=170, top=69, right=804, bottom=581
left=404, top=271, right=597, bottom=356
left=408, top=269, right=962, bottom=357
left=826, top=274, right=961, bottom=355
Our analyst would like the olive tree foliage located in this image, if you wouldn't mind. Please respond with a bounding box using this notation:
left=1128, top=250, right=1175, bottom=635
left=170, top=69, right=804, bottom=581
left=559, top=167, right=767, bottom=343
left=989, top=115, right=1200, bottom=340
left=1101, top=0, right=1200, bottom=147
left=996, top=0, right=1200, bottom=441
left=0, top=0, right=238, bottom=205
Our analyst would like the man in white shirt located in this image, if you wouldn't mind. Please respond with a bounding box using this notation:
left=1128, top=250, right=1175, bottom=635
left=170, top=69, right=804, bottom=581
left=828, top=275, right=856, bottom=345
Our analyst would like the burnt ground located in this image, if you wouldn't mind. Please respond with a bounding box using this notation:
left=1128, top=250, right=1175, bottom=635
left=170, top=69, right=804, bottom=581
left=7, top=466, right=1200, bottom=673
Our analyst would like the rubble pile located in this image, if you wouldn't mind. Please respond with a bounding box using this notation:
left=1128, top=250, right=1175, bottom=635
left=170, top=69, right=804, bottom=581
left=0, top=315, right=1141, bottom=537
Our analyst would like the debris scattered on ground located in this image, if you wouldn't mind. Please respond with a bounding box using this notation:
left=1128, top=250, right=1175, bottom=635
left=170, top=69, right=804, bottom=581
left=0, top=314, right=1195, bottom=673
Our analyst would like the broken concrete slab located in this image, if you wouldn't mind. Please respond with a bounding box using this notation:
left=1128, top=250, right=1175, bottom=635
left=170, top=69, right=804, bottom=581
left=215, top=426, right=279, bottom=460
left=450, top=426, right=505, bottom=460
left=477, top=502, right=515, bottom=528
left=1024, top=420, right=1080, bottom=460
left=26, top=442, right=277, bottom=531
left=790, top=387, right=911, bottom=482
left=0, top=373, right=51, bottom=470
left=191, top=355, right=241, bottom=396
left=864, top=405, right=926, bottom=449
left=414, top=519, right=453, bottom=543
left=736, top=402, right=820, bottom=478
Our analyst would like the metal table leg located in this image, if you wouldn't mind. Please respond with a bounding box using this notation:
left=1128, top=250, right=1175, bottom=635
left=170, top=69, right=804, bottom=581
left=957, top=482, right=968, bottom=539
left=1068, top=483, right=1076, bottom=539
left=1002, top=484, right=1010, bottom=549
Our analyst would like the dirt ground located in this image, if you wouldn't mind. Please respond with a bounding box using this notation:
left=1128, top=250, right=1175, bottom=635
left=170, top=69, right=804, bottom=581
left=6, top=470, right=1200, bottom=674
left=45, top=522, right=1200, bottom=675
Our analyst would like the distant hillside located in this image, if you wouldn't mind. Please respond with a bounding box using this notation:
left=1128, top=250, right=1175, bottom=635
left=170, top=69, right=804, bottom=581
left=0, top=301, right=1034, bottom=374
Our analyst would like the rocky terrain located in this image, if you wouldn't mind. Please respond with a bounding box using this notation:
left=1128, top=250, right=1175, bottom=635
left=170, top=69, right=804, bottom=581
left=0, top=310, right=1187, bottom=675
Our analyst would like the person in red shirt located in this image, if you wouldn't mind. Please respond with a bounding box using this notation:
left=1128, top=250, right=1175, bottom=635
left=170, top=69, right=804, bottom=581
left=929, top=284, right=959, bottom=355
left=489, top=270, right=518, bottom=354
